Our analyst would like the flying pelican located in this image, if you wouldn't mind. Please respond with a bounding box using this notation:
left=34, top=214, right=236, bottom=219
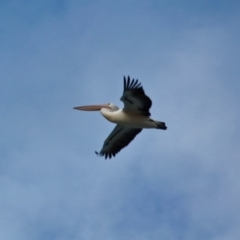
left=74, top=76, right=167, bottom=159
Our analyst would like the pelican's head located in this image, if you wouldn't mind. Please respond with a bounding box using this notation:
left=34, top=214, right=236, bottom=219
left=107, top=103, right=119, bottom=111
left=73, top=103, right=119, bottom=111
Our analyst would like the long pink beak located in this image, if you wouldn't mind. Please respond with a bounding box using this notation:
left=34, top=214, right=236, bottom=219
left=73, top=104, right=110, bottom=111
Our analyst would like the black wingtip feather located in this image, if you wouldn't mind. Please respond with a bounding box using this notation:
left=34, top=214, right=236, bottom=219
left=127, top=76, right=130, bottom=88
left=123, top=76, right=144, bottom=91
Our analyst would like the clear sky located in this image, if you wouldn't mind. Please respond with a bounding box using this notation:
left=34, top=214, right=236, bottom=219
left=1, top=1, right=240, bottom=239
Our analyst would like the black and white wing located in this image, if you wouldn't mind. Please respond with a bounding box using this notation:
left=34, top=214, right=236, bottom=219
left=120, top=76, right=152, bottom=116
left=95, top=124, right=142, bottom=159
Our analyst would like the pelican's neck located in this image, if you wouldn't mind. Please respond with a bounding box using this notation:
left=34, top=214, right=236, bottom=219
left=100, top=108, right=117, bottom=122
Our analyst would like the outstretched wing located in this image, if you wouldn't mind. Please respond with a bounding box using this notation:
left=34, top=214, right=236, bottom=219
left=95, top=125, right=142, bottom=159
left=120, top=76, right=152, bottom=116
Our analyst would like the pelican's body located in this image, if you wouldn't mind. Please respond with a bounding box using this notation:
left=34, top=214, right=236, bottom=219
left=74, top=76, right=167, bottom=159
left=100, top=108, right=162, bottom=129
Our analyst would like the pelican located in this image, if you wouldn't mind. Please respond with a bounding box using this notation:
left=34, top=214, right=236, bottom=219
left=74, top=76, right=167, bottom=159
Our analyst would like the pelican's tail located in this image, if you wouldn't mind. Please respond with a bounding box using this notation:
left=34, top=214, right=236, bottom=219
left=155, top=121, right=167, bottom=130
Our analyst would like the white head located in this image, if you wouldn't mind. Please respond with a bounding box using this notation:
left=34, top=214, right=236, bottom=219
left=107, top=103, right=119, bottom=111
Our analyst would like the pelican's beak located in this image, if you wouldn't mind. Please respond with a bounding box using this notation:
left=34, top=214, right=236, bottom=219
left=73, top=104, right=110, bottom=111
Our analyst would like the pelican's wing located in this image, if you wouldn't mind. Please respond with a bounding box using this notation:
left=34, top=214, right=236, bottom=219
left=95, top=124, right=142, bottom=159
left=120, top=76, right=152, bottom=116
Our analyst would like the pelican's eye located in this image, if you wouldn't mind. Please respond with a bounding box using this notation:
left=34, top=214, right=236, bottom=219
left=107, top=103, right=110, bottom=106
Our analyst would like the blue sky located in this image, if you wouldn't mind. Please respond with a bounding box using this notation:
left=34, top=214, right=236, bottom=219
left=1, top=1, right=240, bottom=239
